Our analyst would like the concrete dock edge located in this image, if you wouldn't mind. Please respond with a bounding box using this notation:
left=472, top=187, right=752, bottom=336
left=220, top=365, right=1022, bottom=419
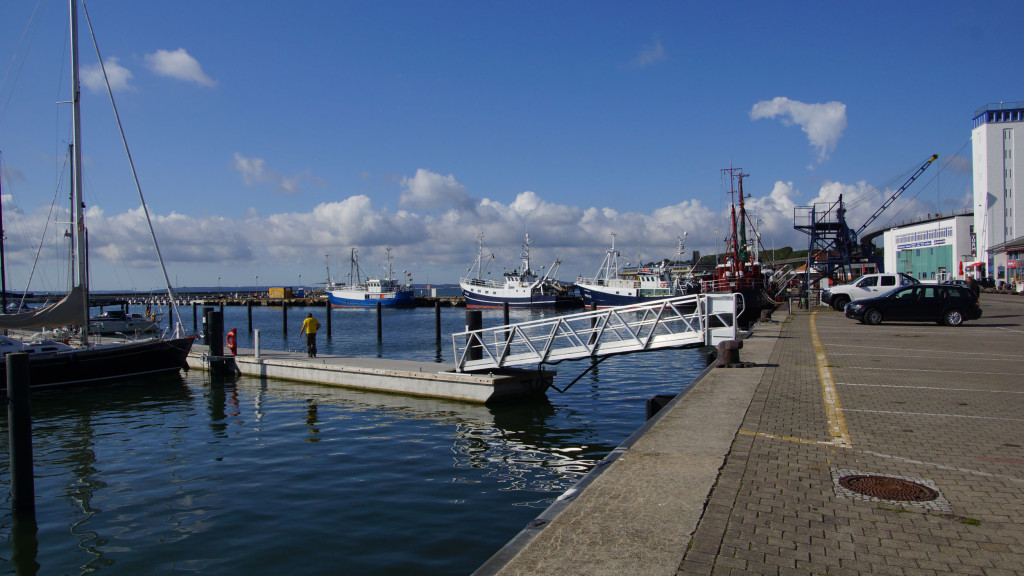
left=473, top=312, right=786, bottom=575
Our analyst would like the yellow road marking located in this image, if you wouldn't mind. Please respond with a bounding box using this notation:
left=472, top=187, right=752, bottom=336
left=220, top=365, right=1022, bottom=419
left=738, top=429, right=840, bottom=446
left=811, top=311, right=851, bottom=447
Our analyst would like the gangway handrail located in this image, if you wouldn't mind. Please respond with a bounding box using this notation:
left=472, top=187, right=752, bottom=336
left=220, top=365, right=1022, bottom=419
left=452, top=293, right=739, bottom=372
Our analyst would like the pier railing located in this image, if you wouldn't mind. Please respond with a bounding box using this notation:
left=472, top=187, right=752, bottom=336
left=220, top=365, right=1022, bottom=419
left=452, top=293, right=738, bottom=372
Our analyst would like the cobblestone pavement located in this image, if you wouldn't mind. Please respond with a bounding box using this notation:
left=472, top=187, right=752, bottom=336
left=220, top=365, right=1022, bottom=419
left=678, top=293, right=1024, bottom=576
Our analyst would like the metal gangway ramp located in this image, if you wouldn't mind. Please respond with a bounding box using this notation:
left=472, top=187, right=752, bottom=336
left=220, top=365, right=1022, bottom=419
left=452, top=293, right=739, bottom=373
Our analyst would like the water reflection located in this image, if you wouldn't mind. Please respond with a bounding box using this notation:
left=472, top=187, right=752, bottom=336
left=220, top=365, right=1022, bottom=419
left=245, top=378, right=615, bottom=494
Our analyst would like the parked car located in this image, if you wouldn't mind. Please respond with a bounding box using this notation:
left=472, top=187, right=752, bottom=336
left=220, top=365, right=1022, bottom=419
left=844, top=284, right=982, bottom=326
left=822, top=272, right=919, bottom=311
left=977, top=277, right=996, bottom=289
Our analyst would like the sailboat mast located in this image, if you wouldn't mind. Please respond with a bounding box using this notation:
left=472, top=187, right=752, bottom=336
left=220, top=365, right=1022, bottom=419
left=70, top=0, right=89, bottom=343
left=0, top=154, right=7, bottom=315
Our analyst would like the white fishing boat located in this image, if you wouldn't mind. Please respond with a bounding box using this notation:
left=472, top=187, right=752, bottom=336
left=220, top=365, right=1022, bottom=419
left=326, top=248, right=415, bottom=307
left=0, top=0, right=194, bottom=389
left=459, top=233, right=571, bottom=309
left=576, top=234, right=694, bottom=308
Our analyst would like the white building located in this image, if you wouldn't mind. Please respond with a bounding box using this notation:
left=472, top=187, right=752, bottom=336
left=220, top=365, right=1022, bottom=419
left=972, top=102, right=1024, bottom=278
left=883, top=213, right=975, bottom=282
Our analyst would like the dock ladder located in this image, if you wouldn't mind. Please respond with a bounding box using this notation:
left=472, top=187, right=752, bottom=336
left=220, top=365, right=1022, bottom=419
left=452, top=293, right=739, bottom=373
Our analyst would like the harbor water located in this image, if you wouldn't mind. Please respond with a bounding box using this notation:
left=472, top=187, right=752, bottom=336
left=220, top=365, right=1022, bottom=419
left=1, top=305, right=708, bottom=575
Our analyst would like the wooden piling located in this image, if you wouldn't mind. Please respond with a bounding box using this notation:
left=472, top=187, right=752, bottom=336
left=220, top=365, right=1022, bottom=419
left=6, top=353, right=35, bottom=512
left=376, top=302, right=382, bottom=342
left=466, top=310, right=482, bottom=361
left=325, top=299, right=332, bottom=339
left=434, top=301, right=441, bottom=343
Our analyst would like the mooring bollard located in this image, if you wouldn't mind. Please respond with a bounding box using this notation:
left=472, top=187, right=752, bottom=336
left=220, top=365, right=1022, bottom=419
left=282, top=302, right=288, bottom=335
left=254, top=329, right=262, bottom=359
left=716, top=339, right=743, bottom=367
left=503, top=302, right=510, bottom=325
left=7, top=352, right=35, bottom=513
left=466, top=309, right=482, bottom=361
left=192, top=302, right=198, bottom=332
left=376, top=303, right=383, bottom=342
left=247, top=301, right=253, bottom=332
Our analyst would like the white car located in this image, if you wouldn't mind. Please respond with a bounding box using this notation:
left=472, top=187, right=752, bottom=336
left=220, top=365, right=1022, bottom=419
left=821, top=273, right=919, bottom=311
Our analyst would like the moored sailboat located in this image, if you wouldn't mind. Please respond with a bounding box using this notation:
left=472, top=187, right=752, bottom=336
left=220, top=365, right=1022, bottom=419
left=0, top=0, right=194, bottom=389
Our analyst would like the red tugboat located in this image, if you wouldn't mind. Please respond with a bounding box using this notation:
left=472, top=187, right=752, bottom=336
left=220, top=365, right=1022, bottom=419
left=700, top=166, right=779, bottom=327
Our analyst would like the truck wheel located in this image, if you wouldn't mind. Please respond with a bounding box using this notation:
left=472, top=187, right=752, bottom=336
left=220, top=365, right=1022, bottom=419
left=831, top=295, right=849, bottom=311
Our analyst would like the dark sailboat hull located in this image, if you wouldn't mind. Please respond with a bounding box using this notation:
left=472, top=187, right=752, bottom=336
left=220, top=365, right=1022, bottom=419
left=1, top=336, right=195, bottom=390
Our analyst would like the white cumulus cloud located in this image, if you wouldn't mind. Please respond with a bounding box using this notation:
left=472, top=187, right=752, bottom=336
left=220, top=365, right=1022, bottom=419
left=750, top=97, right=847, bottom=164
left=144, top=48, right=216, bottom=87
left=81, top=57, right=134, bottom=93
left=398, top=169, right=474, bottom=212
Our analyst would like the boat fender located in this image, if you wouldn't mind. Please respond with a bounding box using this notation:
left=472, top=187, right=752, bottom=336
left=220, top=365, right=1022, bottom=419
left=225, top=329, right=237, bottom=356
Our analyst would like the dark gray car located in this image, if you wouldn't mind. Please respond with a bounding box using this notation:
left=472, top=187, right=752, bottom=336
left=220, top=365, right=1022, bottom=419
left=844, top=284, right=982, bottom=326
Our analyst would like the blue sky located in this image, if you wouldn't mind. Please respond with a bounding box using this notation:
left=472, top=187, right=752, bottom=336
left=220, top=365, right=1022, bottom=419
left=0, top=0, right=1016, bottom=291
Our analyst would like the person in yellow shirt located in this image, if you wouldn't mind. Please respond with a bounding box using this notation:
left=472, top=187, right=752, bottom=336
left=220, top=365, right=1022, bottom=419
left=300, top=313, right=321, bottom=358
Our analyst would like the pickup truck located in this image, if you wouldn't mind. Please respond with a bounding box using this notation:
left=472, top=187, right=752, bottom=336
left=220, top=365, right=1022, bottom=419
left=821, top=272, right=919, bottom=311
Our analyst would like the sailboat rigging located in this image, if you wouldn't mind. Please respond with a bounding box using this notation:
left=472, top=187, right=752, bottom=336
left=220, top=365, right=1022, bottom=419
left=0, top=0, right=194, bottom=389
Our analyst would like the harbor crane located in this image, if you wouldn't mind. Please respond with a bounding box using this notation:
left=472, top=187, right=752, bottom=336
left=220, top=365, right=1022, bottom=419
left=794, top=154, right=938, bottom=283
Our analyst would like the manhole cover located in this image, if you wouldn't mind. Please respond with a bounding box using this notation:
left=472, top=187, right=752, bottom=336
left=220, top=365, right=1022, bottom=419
left=838, top=475, right=938, bottom=502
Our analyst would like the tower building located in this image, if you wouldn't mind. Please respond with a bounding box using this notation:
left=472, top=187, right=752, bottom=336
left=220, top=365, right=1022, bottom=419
left=972, top=102, right=1024, bottom=278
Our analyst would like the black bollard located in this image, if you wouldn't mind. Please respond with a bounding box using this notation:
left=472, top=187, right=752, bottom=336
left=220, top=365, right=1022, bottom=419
left=247, top=300, right=253, bottom=332
left=465, top=309, right=482, bottom=361
left=282, top=302, right=288, bottom=335
left=325, top=299, right=332, bottom=339
left=192, top=302, right=198, bottom=332
left=376, top=302, right=383, bottom=342
left=434, top=301, right=441, bottom=343
left=503, top=301, right=510, bottom=325
left=7, top=353, right=35, bottom=512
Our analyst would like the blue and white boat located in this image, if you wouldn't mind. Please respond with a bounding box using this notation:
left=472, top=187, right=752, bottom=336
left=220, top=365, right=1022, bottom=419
left=576, top=234, right=694, bottom=308
left=459, top=234, right=571, bottom=309
left=327, top=248, right=415, bottom=308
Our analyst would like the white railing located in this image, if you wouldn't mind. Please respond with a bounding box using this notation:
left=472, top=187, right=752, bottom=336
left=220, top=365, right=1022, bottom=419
left=452, top=293, right=738, bottom=372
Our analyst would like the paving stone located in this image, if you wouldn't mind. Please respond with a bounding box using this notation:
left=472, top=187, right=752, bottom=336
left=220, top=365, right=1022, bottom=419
left=481, top=296, right=1024, bottom=576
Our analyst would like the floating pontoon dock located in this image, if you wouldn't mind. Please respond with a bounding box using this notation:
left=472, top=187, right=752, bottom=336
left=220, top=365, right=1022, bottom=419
left=186, top=345, right=553, bottom=404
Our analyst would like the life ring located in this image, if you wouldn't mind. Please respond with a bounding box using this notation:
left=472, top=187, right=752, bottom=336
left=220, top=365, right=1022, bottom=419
left=225, top=330, right=237, bottom=355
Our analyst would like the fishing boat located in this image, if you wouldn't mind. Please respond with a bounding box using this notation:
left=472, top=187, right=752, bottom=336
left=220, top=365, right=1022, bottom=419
left=326, top=248, right=415, bottom=307
left=575, top=234, right=695, bottom=308
left=0, top=0, right=194, bottom=389
left=698, top=166, right=778, bottom=327
left=459, top=233, right=573, bottom=309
